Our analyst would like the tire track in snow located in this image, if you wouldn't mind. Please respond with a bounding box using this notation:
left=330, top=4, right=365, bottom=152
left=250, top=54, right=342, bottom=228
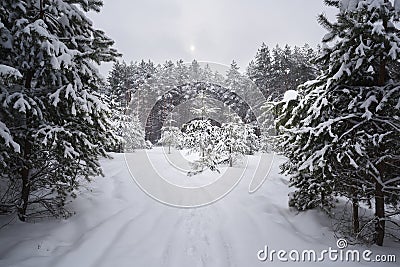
left=51, top=206, right=143, bottom=267
left=90, top=208, right=148, bottom=267
left=160, top=207, right=233, bottom=267
left=95, top=207, right=171, bottom=266
left=161, top=212, right=187, bottom=266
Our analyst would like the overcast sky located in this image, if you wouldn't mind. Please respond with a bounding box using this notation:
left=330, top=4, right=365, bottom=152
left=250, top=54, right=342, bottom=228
left=89, top=0, right=337, bottom=76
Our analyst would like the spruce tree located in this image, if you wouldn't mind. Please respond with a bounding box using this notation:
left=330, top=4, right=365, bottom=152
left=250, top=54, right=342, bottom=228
left=107, top=61, right=134, bottom=109
left=182, top=119, right=221, bottom=175
left=249, top=43, right=317, bottom=102
left=172, top=60, right=190, bottom=128
left=248, top=43, right=273, bottom=99
left=160, top=124, right=183, bottom=153
left=276, top=0, right=400, bottom=245
left=217, top=120, right=258, bottom=167
left=0, top=0, right=119, bottom=220
left=225, top=60, right=242, bottom=94
left=188, top=60, right=202, bottom=82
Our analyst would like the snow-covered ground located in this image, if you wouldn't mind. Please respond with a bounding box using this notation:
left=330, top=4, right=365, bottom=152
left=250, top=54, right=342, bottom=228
left=0, top=148, right=398, bottom=267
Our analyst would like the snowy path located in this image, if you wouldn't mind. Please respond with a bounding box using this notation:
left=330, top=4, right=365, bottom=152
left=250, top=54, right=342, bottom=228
left=0, top=148, right=399, bottom=267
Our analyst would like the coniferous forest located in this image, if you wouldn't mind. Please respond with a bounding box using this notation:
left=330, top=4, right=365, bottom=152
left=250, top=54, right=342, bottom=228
left=0, top=0, right=399, bottom=266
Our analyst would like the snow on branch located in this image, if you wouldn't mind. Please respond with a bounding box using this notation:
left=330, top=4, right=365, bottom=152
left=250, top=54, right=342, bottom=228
left=0, top=121, right=20, bottom=153
left=0, top=65, right=22, bottom=78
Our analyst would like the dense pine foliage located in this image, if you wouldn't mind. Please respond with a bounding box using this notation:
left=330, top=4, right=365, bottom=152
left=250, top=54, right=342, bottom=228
left=1, top=0, right=397, bottom=251
left=275, top=0, right=400, bottom=245
left=0, top=0, right=119, bottom=220
left=247, top=43, right=318, bottom=101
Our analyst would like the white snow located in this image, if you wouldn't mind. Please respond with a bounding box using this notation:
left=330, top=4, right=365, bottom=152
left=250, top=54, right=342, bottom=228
left=0, top=64, right=22, bottom=78
left=367, top=65, right=375, bottom=73
left=355, top=36, right=369, bottom=57
left=372, top=21, right=385, bottom=35
left=340, top=0, right=399, bottom=12
left=12, top=93, right=31, bottom=113
left=282, top=90, right=298, bottom=102
left=0, top=148, right=398, bottom=267
left=49, top=88, right=61, bottom=106
left=389, top=41, right=399, bottom=60
left=361, top=94, right=378, bottom=119
left=0, top=121, right=20, bottom=153
left=355, top=58, right=363, bottom=69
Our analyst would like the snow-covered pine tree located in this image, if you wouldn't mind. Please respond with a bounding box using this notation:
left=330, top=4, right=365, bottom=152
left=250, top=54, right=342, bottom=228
left=172, top=59, right=192, bottom=128
left=276, top=0, right=400, bottom=245
left=159, top=105, right=183, bottom=153
left=188, top=60, right=202, bottom=82
left=182, top=119, right=221, bottom=175
left=136, top=60, right=158, bottom=127
left=212, top=70, right=226, bottom=86
left=158, top=60, right=176, bottom=93
left=292, top=45, right=318, bottom=88
left=202, top=64, right=214, bottom=83
left=249, top=43, right=317, bottom=102
left=0, top=0, right=119, bottom=220
left=217, top=121, right=256, bottom=167
left=119, top=112, right=145, bottom=152
left=182, top=83, right=222, bottom=174
left=248, top=43, right=274, bottom=99
left=190, top=88, right=220, bottom=120
left=280, top=45, right=296, bottom=93
left=160, top=125, right=183, bottom=153
left=107, top=60, right=158, bottom=151
left=107, top=61, right=134, bottom=109
left=175, top=59, right=189, bottom=85
left=269, top=45, right=286, bottom=100
left=151, top=62, right=177, bottom=142
left=108, top=102, right=145, bottom=152
left=243, top=123, right=259, bottom=155
left=0, top=66, right=23, bottom=215
left=225, top=60, right=243, bottom=94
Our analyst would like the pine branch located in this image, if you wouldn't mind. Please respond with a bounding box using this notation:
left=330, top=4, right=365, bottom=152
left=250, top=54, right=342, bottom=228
left=324, top=0, right=340, bottom=8
left=318, top=14, right=335, bottom=32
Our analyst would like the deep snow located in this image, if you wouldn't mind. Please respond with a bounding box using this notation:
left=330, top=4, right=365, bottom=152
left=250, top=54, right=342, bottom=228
left=0, top=148, right=398, bottom=267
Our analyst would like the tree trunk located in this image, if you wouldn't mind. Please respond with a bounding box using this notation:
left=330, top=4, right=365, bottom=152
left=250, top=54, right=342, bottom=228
left=374, top=180, right=385, bottom=246
left=352, top=198, right=360, bottom=234
left=18, top=139, right=31, bottom=221
left=18, top=71, right=33, bottom=222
